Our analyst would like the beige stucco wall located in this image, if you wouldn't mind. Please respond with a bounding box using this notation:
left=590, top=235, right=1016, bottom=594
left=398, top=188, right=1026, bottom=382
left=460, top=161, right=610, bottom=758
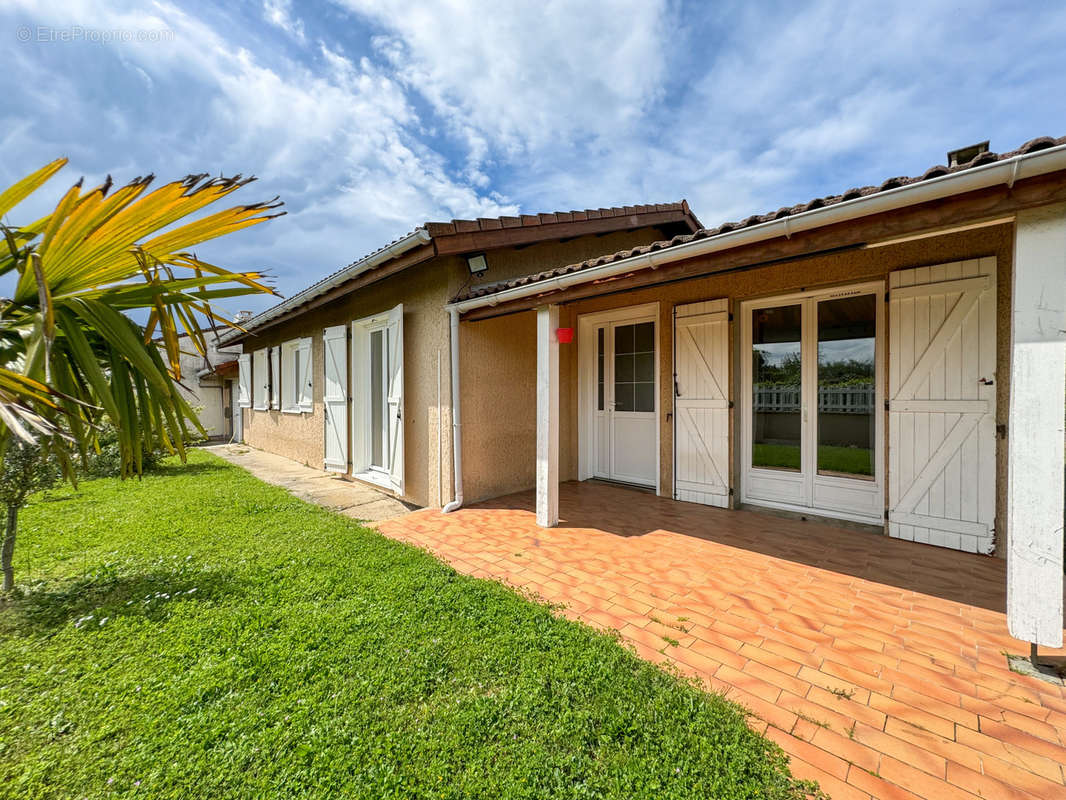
left=241, top=261, right=456, bottom=508
left=460, top=223, right=1016, bottom=552
left=459, top=312, right=536, bottom=503
left=237, top=227, right=679, bottom=508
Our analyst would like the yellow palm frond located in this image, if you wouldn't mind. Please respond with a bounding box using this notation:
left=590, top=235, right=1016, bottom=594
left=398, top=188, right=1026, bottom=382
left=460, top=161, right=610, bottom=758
left=0, top=160, right=282, bottom=478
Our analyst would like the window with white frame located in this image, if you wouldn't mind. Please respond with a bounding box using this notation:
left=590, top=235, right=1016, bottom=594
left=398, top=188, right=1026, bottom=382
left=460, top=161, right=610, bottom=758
left=351, top=304, right=404, bottom=493
left=281, top=338, right=313, bottom=413
left=269, top=347, right=280, bottom=410
left=252, top=348, right=268, bottom=410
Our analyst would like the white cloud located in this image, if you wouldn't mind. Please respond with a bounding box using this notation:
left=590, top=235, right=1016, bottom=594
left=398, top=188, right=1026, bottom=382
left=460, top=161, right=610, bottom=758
left=262, top=0, right=305, bottom=42
left=0, top=0, right=517, bottom=311
left=3, top=0, right=1065, bottom=314
left=337, top=0, right=674, bottom=162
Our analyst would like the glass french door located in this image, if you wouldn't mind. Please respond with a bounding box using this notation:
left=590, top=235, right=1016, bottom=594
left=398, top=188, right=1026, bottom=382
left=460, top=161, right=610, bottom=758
left=741, top=284, right=883, bottom=523
left=368, top=327, right=390, bottom=472
left=591, top=316, right=658, bottom=487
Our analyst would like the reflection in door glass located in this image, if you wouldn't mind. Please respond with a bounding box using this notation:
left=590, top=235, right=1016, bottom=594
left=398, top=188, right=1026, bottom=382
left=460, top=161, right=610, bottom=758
left=597, top=327, right=605, bottom=411
left=817, top=295, right=876, bottom=479
left=752, top=305, right=802, bottom=471
left=370, top=330, right=384, bottom=468
left=614, top=322, right=655, bottom=412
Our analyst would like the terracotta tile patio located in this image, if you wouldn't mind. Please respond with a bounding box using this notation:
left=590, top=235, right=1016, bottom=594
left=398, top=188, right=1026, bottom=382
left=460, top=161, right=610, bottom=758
left=377, top=481, right=1066, bottom=800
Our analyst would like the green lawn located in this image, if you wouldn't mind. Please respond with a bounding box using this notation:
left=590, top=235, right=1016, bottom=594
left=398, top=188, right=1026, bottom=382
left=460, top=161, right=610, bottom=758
left=754, top=443, right=873, bottom=476
left=1, top=451, right=812, bottom=799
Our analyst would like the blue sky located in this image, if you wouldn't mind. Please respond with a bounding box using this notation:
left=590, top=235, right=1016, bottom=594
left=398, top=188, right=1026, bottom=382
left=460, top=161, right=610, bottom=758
left=2, top=0, right=1065, bottom=317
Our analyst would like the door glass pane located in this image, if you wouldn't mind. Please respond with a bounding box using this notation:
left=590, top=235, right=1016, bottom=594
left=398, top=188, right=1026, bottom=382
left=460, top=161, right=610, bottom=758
left=370, top=330, right=384, bottom=467
left=752, top=305, right=802, bottom=471
left=817, top=295, right=876, bottom=479
left=596, top=328, right=605, bottom=411
left=614, top=321, right=654, bottom=412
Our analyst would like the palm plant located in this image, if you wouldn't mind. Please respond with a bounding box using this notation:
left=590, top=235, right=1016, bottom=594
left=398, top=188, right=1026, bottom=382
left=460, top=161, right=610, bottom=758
left=0, top=159, right=282, bottom=590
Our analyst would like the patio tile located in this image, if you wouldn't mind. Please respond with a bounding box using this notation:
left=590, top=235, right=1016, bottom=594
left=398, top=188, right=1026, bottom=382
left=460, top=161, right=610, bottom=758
left=882, top=718, right=984, bottom=772
left=845, top=766, right=926, bottom=800
left=376, top=480, right=1066, bottom=800
left=765, top=725, right=851, bottom=781
left=945, top=762, right=1044, bottom=800
left=877, top=756, right=973, bottom=800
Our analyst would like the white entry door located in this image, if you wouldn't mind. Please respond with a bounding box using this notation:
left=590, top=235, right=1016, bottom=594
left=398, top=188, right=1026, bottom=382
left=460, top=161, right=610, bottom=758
left=674, top=299, right=730, bottom=508
left=888, top=259, right=997, bottom=553
left=323, top=325, right=348, bottom=472
left=579, top=304, right=658, bottom=488
left=351, top=304, right=405, bottom=493
left=740, top=283, right=884, bottom=523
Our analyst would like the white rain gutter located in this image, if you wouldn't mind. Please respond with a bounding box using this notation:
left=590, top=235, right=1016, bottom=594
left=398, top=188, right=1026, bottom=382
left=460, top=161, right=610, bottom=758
left=442, top=307, right=464, bottom=513
left=447, top=143, right=1066, bottom=315
left=219, top=228, right=433, bottom=343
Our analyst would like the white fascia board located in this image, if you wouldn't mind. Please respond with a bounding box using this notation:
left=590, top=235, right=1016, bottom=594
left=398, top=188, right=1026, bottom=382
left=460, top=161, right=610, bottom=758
left=448, top=144, right=1066, bottom=315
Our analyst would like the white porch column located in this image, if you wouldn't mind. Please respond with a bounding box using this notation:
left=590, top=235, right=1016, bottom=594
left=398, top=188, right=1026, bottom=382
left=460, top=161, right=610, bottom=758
left=1007, top=204, right=1066, bottom=649
left=536, top=304, right=560, bottom=527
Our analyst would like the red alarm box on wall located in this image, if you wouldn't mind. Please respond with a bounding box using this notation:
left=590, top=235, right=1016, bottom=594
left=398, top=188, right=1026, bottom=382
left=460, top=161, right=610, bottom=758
left=556, top=327, right=574, bottom=343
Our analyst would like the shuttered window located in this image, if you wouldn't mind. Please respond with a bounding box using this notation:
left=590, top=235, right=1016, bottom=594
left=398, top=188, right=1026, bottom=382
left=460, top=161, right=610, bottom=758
left=252, top=349, right=268, bottom=410
left=237, top=353, right=251, bottom=408
left=281, top=338, right=314, bottom=413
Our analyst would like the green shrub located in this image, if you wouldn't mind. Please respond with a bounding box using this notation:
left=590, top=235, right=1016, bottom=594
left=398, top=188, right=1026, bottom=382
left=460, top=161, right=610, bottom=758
left=81, top=421, right=164, bottom=478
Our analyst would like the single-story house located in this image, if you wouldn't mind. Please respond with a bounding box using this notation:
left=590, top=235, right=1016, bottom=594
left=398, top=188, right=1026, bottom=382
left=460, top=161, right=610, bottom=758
left=220, top=203, right=701, bottom=506
left=222, top=135, right=1065, bottom=649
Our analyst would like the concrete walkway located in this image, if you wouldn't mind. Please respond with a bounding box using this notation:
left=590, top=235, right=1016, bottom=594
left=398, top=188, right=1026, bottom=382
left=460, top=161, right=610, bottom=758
left=206, top=444, right=415, bottom=522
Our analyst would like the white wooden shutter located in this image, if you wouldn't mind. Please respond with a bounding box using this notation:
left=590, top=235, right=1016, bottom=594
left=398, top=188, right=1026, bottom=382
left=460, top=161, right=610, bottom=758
left=674, top=299, right=730, bottom=508
left=322, top=326, right=348, bottom=472
left=298, top=337, right=313, bottom=412
left=386, top=303, right=404, bottom=494
left=269, top=346, right=280, bottom=410
left=253, top=348, right=268, bottom=410
left=237, top=353, right=251, bottom=408
left=888, top=258, right=996, bottom=553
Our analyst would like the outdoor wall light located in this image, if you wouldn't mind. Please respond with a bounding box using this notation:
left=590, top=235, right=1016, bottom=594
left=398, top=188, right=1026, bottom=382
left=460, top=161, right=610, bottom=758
left=466, top=253, right=488, bottom=275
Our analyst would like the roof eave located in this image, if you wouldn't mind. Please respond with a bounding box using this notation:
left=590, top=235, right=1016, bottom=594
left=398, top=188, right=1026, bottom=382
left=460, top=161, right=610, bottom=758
left=219, top=228, right=432, bottom=344
left=448, top=143, right=1066, bottom=315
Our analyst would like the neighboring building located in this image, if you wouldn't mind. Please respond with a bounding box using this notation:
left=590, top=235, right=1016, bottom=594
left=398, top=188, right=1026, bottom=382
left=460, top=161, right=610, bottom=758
left=162, top=331, right=243, bottom=441
left=219, top=203, right=701, bottom=506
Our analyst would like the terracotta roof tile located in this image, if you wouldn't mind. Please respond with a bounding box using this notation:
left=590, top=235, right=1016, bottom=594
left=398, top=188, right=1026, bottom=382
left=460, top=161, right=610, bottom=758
left=457, top=135, right=1066, bottom=301
left=223, top=200, right=698, bottom=339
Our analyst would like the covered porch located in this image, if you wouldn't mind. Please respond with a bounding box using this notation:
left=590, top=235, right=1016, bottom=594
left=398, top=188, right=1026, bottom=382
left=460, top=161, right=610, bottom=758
left=379, top=481, right=1066, bottom=800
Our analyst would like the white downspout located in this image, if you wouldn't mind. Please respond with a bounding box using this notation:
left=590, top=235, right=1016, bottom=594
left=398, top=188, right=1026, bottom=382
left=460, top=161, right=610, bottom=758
left=442, top=307, right=463, bottom=513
